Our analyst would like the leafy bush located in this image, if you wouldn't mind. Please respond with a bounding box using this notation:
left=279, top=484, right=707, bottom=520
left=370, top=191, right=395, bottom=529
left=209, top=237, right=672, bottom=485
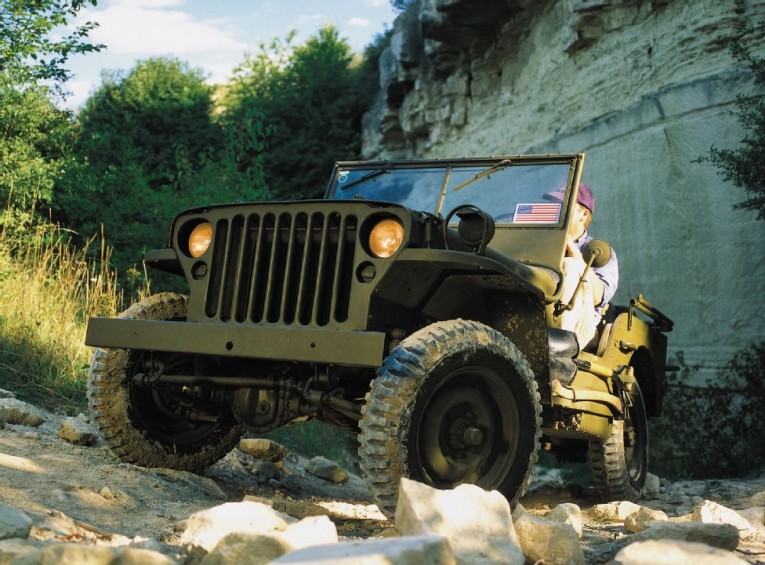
left=649, top=342, right=765, bottom=478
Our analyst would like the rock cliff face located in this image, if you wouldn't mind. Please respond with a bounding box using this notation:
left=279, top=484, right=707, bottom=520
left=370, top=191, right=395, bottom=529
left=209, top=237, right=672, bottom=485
left=362, top=0, right=765, bottom=383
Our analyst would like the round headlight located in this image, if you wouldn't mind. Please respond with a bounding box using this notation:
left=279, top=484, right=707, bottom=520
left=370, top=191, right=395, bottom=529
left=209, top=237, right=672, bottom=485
left=369, top=218, right=404, bottom=258
left=188, top=222, right=213, bottom=258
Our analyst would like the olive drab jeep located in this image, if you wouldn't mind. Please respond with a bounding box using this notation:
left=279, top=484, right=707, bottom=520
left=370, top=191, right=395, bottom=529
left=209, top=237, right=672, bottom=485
left=85, top=153, right=673, bottom=518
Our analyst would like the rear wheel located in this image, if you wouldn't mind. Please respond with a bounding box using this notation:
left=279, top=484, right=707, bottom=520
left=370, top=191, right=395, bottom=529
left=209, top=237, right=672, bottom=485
left=87, top=292, right=243, bottom=471
left=588, top=381, right=648, bottom=500
left=358, top=319, right=541, bottom=518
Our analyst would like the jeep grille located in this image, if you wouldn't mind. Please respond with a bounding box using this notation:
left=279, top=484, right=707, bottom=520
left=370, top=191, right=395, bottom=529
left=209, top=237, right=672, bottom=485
left=203, top=211, right=358, bottom=326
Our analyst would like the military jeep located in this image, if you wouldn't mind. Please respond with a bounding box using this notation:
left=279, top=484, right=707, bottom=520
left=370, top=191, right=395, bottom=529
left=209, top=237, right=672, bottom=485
left=86, top=153, right=673, bottom=518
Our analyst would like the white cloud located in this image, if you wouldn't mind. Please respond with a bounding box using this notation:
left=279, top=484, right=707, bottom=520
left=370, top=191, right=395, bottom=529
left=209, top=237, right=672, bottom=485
left=297, top=13, right=326, bottom=25
left=348, top=17, right=371, bottom=27
left=366, top=0, right=389, bottom=6
left=79, top=1, right=248, bottom=58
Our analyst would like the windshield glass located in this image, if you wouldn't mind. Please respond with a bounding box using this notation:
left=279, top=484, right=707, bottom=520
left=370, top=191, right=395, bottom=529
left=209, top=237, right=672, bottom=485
left=328, top=160, right=573, bottom=226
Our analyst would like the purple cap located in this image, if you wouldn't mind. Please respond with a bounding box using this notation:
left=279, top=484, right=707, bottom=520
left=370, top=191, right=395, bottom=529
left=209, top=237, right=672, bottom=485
left=576, top=183, right=595, bottom=214
left=544, top=183, right=595, bottom=214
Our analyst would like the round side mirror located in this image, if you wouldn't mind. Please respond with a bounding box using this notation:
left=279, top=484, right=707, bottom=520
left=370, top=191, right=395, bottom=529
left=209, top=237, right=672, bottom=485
left=582, top=239, right=612, bottom=269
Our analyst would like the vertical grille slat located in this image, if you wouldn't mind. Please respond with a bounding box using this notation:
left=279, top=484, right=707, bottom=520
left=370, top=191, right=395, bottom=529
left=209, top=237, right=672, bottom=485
left=204, top=208, right=357, bottom=327
left=296, top=213, right=323, bottom=324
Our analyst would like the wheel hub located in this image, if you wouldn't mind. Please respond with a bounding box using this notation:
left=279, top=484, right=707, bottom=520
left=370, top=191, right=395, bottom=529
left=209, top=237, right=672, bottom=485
left=462, top=426, right=484, bottom=446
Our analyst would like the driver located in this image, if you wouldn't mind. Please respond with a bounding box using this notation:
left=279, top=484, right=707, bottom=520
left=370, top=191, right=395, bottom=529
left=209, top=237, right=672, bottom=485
left=551, top=183, right=619, bottom=348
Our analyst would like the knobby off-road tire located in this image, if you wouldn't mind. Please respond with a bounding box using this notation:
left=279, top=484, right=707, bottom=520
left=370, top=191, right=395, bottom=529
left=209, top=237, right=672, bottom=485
left=87, top=292, right=244, bottom=471
left=588, top=381, right=648, bottom=501
left=358, top=319, right=542, bottom=519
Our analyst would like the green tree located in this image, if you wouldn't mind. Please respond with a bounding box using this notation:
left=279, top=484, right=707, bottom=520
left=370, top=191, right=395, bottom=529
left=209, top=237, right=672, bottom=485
left=0, top=0, right=102, bottom=89
left=0, top=87, right=76, bottom=231
left=56, top=57, right=269, bottom=276
left=225, top=27, right=372, bottom=200
left=0, top=0, right=101, bottom=230
left=704, top=22, right=765, bottom=220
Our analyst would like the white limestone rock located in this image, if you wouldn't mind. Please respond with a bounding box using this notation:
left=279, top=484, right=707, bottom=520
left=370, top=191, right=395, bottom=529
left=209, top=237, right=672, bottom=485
left=643, top=473, right=662, bottom=499
left=58, top=417, right=98, bottom=446
left=269, top=535, right=456, bottom=564
left=692, top=500, right=754, bottom=539
left=586, top=501, right=642, bottom=522
left=0, top=504, right=32, bottom=540
left=9, top=544, right=177, bottom=565
left=514, top=512, right=584, bottom=565
left=0, top=398, right=45, bottom=427
left=304, top=456, right=349, bottom=484
left=633, top=522, right=740, bottom=551
left=624, top=507, right=669, bottom=534
left=394, top=478, right=524, bottom=565
left=611, top=539, right=747, bottom=565
left=546, top=502, right=584, bottom=538
left=238, top=438, right=288, bottom=463
left=179, top=501, right=293, bottom=551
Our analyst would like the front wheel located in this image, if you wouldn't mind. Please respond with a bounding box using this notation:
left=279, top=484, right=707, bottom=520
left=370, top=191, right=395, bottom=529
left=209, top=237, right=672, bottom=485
left=358, top=319, right=542, bottom=519
left=87, top=292, right=244, bottom=471
left=588, top=381, right=648, bottom=500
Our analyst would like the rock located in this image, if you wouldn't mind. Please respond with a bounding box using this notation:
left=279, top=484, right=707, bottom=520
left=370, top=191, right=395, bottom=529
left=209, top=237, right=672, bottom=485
left=199, top=515, right=337, bottom=565
left=644, top=473, right=661, bottom=499
left=304, top=456, right=349, bottom=484
left=0, top=389, right=15, bottom=399
left=269, top=535, right=456, bottom=564
left=748, top=491, right=765, bottom=507
left=179, top=501, right=338, bottom=555
left=633, top=522, right=740, bottom=551
left=179, top=501, right=292, bottom=551
left=252, top=460, right=280, bottom=484
left=243, top=495, right=331, bottom=520
left=278, top=515, right=338, bottom=549
left=514, top=512, right=584, bottom=565
left=152, top=469, right=226, bottom=500
left=611, top=539, right=747, bottom=565
left=624, top=507, right=669, bottom=534
left=692, top=500, right=753, bottom=539
left=9, top=544, right=177, bottom=565
left=238, top=438, right=288, bottom=462
left=0, top=538, right=42, bottom=563
left=58, top=417, right=98, bottom=446
left=586, top=501, right=642, bottom=522
left=0, top=504, right=32, bottom=540
left=199, top=533, right=292, bottom=565
left=395, top=478, right=524, bottom=565
left=738, top=506, right=764, bottom=527
left=545, top=502, right=583, bottom=538
left=0, top=399, right=45, bottom=427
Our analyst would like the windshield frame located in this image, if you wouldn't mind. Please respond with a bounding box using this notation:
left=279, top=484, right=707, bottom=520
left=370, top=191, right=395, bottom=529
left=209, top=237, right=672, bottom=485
left=325, top=154, right=583, bottom=230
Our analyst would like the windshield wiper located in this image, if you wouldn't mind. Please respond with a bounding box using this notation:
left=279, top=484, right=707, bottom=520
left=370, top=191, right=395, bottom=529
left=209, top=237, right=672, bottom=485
left=338, top=167, right=390, bottom=191
left=452, top=159, right=512, bottom=192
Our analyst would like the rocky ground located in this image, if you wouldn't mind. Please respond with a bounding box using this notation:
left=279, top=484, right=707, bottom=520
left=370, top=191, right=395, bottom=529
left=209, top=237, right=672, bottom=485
left=1, top=390, right=764, bottom=564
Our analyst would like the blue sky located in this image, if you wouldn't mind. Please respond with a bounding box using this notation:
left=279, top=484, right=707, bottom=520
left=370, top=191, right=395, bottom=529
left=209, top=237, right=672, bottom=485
left=63, top=0, right=397, bottom=109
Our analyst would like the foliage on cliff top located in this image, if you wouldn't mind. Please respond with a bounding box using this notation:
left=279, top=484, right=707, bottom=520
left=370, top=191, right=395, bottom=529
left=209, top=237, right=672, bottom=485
left=704, top=21, right=765, bottom=220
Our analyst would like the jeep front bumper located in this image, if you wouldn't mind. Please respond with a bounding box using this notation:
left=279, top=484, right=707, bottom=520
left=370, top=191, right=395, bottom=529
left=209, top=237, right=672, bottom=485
left=85, top=318, right=386, bottom=368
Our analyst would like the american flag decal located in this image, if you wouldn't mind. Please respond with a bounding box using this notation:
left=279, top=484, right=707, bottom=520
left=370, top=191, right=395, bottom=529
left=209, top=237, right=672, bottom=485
left=513, top=202, right=561, bottom=224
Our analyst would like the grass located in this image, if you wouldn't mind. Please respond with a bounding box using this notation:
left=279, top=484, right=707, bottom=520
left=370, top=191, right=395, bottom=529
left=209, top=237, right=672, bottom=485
left=0, top=219, right=361, bottom=469
left=0, top=222, right=125, bottom=414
